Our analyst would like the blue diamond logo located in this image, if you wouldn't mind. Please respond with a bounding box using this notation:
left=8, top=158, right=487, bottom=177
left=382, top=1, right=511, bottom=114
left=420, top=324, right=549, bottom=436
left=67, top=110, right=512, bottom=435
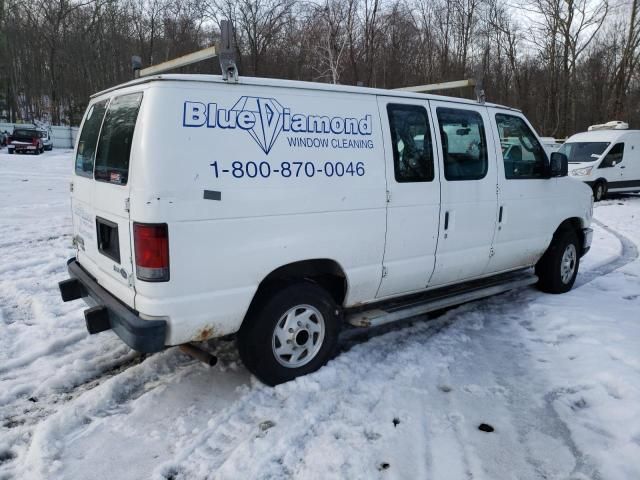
left=231, top=96, right=284, bottom=154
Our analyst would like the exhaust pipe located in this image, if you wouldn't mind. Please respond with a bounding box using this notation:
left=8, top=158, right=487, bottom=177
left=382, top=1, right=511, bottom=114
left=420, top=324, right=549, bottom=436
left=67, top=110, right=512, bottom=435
left=179, top=343, right=218, bottom=366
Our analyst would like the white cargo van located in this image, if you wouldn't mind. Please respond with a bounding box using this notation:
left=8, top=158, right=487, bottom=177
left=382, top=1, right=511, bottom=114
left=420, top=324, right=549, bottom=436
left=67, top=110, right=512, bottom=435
left=563, top=129, right=640, bottom=201
left=59, top=74, right=593, bottom=385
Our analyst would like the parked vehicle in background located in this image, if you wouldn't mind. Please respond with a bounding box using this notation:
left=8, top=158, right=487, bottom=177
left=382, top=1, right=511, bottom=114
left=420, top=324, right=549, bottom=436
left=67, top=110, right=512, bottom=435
left=588, top=120, right=629, bottom=131
left=0, top=130, right=9, bottom=148
left=563, top=127, right=640, bottom=201
left=539, top=137, right=563, bottom=156
left=59, top=74, right=593, bottom=386
left=7, top=127, right=45, bottom=154
left=39, top=128, right=54, bottom=150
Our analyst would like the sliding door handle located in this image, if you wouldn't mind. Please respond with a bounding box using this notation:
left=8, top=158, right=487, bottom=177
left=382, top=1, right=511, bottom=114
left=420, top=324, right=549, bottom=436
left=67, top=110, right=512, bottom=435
left=444, top=211, right=449, bottom=230
left=499, top=206, right=503, bottom=223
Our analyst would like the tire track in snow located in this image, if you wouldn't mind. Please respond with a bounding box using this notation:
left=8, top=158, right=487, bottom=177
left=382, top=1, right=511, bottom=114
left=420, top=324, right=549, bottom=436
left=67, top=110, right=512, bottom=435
left=0, top=229, right=141, bottom=478
left=13, top=232, right=636, bottom=480
left=0, top=233, right=71, bottom=251
left=0, top=345, right=148, bottom=478
left=471, top=299, right=605, bottom=480
left=436, top=216, right=638, bottom=479
left=574, top=218, right=639, bottom=288
left=334, top=220, right=638, bottom=480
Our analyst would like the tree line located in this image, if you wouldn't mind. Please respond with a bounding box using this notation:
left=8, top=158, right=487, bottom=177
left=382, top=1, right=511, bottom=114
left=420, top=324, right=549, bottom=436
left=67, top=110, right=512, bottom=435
left=0, top=0, right=639, bottom=138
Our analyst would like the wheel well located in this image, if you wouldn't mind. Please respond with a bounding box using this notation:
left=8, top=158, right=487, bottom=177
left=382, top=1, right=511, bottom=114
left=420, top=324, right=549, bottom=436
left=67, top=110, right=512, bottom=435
left=250, top=259, right=348, bottom=309
left=555, top=217, right=584, bottom=251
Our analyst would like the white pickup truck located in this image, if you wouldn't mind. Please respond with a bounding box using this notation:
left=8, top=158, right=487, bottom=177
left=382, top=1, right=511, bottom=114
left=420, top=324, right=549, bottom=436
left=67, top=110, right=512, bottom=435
left=59, top=74, right=593, bottom=385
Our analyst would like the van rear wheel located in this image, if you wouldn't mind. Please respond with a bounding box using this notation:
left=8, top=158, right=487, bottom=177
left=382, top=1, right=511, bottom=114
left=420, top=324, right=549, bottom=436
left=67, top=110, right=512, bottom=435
left=535, top=228, right=580, bottom=294
left=238, top=282, right=340, bottom=386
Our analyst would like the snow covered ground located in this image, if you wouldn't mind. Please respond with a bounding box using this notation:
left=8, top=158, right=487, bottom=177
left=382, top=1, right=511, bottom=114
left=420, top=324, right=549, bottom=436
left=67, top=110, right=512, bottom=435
left=1, top=150, right=639, bottom=480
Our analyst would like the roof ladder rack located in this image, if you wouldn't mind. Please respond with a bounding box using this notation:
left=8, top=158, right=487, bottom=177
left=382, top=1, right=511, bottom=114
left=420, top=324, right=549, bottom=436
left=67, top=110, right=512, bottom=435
left=395, top=78, right=485, bottom=103
left=218, top=20, right=238, bottom=83
left=131, top=20, right=238, bottom=82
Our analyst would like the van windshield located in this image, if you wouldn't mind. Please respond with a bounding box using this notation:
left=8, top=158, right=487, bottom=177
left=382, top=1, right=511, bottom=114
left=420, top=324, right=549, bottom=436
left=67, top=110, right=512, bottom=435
left=558, top=142, right=610, bottom=163
left=94, top=92, right=143, bottom=185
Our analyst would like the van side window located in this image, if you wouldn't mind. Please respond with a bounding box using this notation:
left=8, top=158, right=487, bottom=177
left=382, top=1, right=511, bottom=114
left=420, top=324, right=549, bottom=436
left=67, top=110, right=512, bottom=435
left=94, top=92, right=143, bottom=185
left=599, top=143, right=624, bottom=168
left=386, top=104, right=434, bottom=182
left=436, top=108, right=488, bottom=181
left=75, top=100, right=109, bottom=177
left=495, top=113, right=547, bottom=179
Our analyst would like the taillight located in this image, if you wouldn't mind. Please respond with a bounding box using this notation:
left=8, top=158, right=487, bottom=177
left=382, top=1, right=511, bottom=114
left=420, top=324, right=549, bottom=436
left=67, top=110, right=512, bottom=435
left=32, top=138, right=38, bottom=146
left=133, top=223, right=169, bottom=282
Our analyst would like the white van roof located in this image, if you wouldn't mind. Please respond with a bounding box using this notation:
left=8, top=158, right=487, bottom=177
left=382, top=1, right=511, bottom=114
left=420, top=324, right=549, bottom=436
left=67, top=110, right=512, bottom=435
left=565, top=129, right=640, bottom=144
left=91, top=74, right=521, bottom=112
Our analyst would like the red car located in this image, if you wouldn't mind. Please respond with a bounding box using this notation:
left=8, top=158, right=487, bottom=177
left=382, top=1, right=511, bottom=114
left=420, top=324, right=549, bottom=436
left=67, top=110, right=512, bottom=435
left=7, top=128, right=45, bottom=154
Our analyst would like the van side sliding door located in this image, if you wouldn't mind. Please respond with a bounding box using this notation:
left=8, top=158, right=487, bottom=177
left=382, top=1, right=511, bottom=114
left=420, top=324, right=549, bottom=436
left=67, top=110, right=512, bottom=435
left=375, top=97, right=441, bottom=298
left=428, top=101, right=499, bottom=286
left=599, top=142, right=628, bottom=191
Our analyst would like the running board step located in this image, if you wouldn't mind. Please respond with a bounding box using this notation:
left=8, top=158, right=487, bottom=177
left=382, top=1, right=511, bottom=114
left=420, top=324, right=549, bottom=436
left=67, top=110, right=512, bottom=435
left=346, top=272, right=538, bottom=328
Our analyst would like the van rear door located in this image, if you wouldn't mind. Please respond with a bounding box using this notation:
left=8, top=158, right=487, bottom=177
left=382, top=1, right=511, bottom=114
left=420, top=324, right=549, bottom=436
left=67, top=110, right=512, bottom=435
left=71, top=92, right=143, bottom=307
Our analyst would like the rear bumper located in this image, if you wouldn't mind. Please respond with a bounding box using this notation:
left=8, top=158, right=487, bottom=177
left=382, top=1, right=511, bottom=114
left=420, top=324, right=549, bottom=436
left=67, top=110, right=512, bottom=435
left=9, top=144, right=37, bottom=152
left=59, top=258, right=167, bottom=353
left=582, top=227, right=593, bottom=256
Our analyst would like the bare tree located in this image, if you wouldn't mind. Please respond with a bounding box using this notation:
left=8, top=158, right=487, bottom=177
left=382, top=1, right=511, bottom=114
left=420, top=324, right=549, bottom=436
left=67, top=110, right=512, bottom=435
left=233, top=0, right=295, bottom=75
left=610, top=0, right=640, bottom=117
left=307, top=0, right=349, bottom=83
left=6, top=0, right=640, bottom=139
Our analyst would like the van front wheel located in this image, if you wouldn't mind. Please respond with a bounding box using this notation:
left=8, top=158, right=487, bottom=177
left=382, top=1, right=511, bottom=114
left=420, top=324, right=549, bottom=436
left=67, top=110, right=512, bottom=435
left=238, top=282, right=340, bottom=386
left=535, top=228, right=580, bottom=294
left=592, top=180, right=607, bottom=202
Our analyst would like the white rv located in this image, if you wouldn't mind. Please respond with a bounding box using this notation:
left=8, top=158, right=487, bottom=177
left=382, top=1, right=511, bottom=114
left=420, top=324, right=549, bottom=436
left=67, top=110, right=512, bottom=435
left=59, top=74, right=593, bottom=385
left=562, top=128, right=640, bottom=201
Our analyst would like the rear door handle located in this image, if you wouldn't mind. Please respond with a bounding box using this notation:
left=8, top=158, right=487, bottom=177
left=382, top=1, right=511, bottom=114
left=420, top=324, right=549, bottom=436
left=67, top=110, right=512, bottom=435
left=444, top=211, right=449, bottom=230
left=499, top=206, right=504, bottom=223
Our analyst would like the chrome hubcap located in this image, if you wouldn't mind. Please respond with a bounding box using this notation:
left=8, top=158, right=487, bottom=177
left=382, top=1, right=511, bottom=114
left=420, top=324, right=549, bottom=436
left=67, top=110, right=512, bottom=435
left=560, top=244, right=577, bottom=284
left=272, top=305, right=325, bottom=368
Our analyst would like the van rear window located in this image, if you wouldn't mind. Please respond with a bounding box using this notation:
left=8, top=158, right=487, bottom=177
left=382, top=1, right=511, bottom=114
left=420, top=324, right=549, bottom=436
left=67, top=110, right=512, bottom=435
left=94, top=93, right=143, bottom=185
left=75, top=100, right=108, bottom=177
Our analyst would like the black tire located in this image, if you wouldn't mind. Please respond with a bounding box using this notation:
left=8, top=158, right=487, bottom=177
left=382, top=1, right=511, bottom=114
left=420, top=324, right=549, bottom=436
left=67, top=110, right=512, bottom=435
left=535, top=228, right=580, bottom=294
left=238, top=281, right=341, bottom=386
left=34, top=148, right=41, bottom=155
left=592, top=180, right=607, bottom=202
